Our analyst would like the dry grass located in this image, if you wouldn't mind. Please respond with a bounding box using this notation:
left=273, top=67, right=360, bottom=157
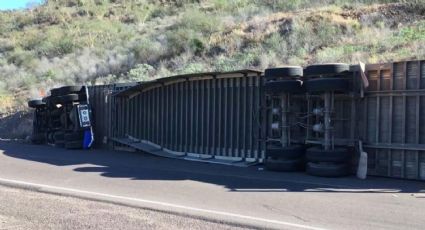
left=0, top=95, right=16, bottom=115
left=0, top=1, right=424, bottom=111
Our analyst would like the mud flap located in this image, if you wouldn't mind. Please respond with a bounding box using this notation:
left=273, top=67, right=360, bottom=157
left=357, top=140, right=367, bottom=179
left=81, top=86, right=94, bottom=149
left=83, top=129, right=93, bottom=149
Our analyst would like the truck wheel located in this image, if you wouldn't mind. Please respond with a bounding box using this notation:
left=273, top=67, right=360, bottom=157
left=51, top=86, right=83, bottom=96
left=304, top=78, right=349, bottom=93
left=65, top=131, right=84, bottom=142
left=28, top=100, right=45, bottom=109
left=306, top=162, right=349, bottom=177
left=53, top=131, right=65, bottom=142
left=304, top=63, right=349, bottom=76
left=266, top=145, right=305, bottom=159
left=50, top=87, right=62, bottom=97
left=59, top=93, right=87, bottom=104
left=59, top=94, right=80, bottom=104
left=306, top=146, right=351, bottom=163
left=43, top=96, right=53, bottom=108
left=31, top=133, right=45, bottom=144
left=65, top=140, right=82, bottom=150
left=265, top=66, right=303, bottom=79
left=265, top=80, right=303, bottom=94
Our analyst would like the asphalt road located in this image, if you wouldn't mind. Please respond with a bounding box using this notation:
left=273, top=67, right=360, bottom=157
left=0, top=140, right=424, bottom=230
left=0, top=184, right=248, bottom=230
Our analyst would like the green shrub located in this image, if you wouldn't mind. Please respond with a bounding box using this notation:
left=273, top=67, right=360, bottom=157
left=213, top=55, right=236, bottom=72
left=14, top=13, right=34, bottom=29
left=179, top=9, right=223, bottom=34
left=263, top=33, right=288, bottom=55
left=212, top=0, right=252, bottom=12
left=178, top=62, right=206, bottom=74
left=165, top=29, right=190, bottom=57
left=127, top=64, right=155, bottom=82
left=7, top=49, right=37, bottom=67
left=133, top=38, right=163, bottom=63
left=189, top=38, right=206, bottom=55
left=395, top=22, right=425, bottom=42
left=57, top=38, right=76, bottom=55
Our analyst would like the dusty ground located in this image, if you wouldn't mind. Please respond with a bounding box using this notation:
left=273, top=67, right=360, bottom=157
left=0, top=185, right=248, bottom=230
left=0, top=111, right=32, bottom=139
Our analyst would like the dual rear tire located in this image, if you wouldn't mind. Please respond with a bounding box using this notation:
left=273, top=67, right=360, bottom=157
left=305, top=147, right=352, bottom=177
left=264, top=145, right=305, bottom=172
left=264, top=145, right=352, bottom=177
left=264, top=66, right=304, bottom=94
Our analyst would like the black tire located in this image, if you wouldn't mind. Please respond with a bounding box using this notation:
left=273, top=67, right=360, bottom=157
left=265, top=67, right=303, bottom=79
left=304, top=63, right=349, bottom=76
left=61, top=93, right=87, bottom=104
left=265, top=80, right=303, bottom=94
left=266, top=145, right=305, bottom=159
left=43, top=96, right=61, bottom=107
left=65, top=131, right=84, bottom=142
left=50, top=96, right=62, bottom=105
left=65, top=140, right=82, bottom=150
left=306, top=162, right=349, bottom=177
left=42, top=96, right=54, bottom=108
left=306, top=146, right=351, bottom=163
left=28, top=100, right=45, bottom=108
left=53, top=131, right=65, bottom=142
left=31, top=133, right=45, bottom=144
left=51, top=86, right=83, bottom=96
left=304, top=78, right=349, bottom=93
left=264, top=158, right=303, bottom=172
left=50, top=109, right=63, bottom=117
left=50, top=87, right=62, bottom=97
left=59, top=94, right=80, bottom=104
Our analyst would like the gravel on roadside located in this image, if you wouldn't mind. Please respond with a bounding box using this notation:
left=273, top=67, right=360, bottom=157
left=0, top=185, right=251, bottom=230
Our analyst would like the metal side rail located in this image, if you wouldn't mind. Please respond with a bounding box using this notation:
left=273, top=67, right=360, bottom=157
left=109, top=137, right=260, bottom=167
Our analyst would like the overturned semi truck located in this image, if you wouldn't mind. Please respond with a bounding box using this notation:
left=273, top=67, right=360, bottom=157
left=28, top=60, right=425, bottom=181
left=28, top=86, right=94, bottom=149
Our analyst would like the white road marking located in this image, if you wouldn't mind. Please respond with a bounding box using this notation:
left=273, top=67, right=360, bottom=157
left=305, top=188, right=399, bottom=193
left=0, top=177, right=327, bottom=230
left=233, top=188, right=288, bottom=192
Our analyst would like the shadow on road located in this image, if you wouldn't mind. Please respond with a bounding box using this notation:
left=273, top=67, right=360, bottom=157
left=1, top=141, right=424, bottom=193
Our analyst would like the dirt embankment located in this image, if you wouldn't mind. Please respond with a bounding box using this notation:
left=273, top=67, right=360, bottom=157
left=1, top=2, right=424, bottom=139
left=216, top=2, right=425, bottom=47
left=0, top=112, right=32, bottom=139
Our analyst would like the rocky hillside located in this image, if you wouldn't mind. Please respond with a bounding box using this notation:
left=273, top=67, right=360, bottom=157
left=0, top=0, right=424, bottom=115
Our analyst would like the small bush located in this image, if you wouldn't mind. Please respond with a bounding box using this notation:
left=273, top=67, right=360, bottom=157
left=133, top=38, right=164, bottom=63
left=7, top=49, right=37, bottom=67
left=212, top=0, right=252, bottom=12
left=127, top=64, right=155, bottom=82
left=189, top=38, right=205, bottom=55
left=179, top=9, right=223, bottom=34
left=263, top=33, right=288, bottom=55
left=395, top=22, right=425, bottom=43
left=57, top=38, right=76, bottom=56
left=178, top=62, right=206, bottom=74
left=0, top=94, right=15, bottom=114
